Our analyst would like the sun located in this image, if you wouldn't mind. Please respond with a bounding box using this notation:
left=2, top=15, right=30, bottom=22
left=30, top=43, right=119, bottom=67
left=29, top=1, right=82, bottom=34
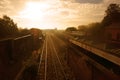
left=19, top=2, right=50, bottom=20
left=18, top=1, right=57, bottom=29
left=17, top=1, right=65, bottom=29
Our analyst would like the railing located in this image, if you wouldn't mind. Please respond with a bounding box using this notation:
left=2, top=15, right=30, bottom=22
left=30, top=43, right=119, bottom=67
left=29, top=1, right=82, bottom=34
left=69, top=39, right=120, bottom=80
left=70, top=39, right=120, bottom=66
left=0, top=35, right=34, bottom=80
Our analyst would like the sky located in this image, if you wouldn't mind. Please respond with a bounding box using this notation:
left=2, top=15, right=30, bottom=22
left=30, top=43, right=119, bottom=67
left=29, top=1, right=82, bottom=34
left=0, top=0, right=120, bottom=29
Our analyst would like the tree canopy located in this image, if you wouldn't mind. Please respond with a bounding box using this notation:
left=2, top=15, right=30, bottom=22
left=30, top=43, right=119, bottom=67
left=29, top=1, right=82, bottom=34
left=102, top=3, right=120, bottom=26
left=78, top=25, right=87, bottom=32
left=65, top=27, right=77, bottom=32
left=0, top=15, right=19, bottom=38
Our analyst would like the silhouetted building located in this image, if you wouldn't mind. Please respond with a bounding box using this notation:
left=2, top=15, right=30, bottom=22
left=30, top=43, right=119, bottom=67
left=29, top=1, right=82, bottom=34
left=105, top=23, right=120, bottom=48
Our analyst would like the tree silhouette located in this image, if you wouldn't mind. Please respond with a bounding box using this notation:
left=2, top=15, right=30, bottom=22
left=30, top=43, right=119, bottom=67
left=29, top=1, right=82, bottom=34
left=65, top=27, right=77, bottom=32
left=78, top=25, right=87, bottom=32
left=0, top=15, right=19, bottom=38
left=86, top=22, right=102, bottom=41
left=102, top=4, right=120, bottom=26
left=19, top=28, right=30, bottom=36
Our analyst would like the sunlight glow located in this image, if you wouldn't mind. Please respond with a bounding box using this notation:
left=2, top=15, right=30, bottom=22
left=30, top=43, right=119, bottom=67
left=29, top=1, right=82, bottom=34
left=11, top=0, right=111, bottom=29
left=19, top=2, right=49, bottom=19
left=17, top=1, right=92, bottom=29
left=18, top=1, right=59, bottom=29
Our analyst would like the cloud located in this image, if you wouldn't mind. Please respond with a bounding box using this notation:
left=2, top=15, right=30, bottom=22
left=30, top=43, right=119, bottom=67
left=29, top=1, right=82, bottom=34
left=1, top=0, right=120, bottom=29
left=58, top=1, right=105, bottom=24
left=75, top=0, right=103, bottom=4
left=0, top=0, right=12, bottom=16
left=0, top=0, right=28, bottom=16
left=59, top=0, right=120, bottom=26
left=61, top=0, right=103, bottom=4
left=103, top=0, right=120, bottom=7
left=13, top=0, right=106, bottom=28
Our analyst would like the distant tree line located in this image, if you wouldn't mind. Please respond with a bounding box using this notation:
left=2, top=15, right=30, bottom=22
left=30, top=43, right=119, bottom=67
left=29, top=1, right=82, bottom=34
left=66, top=3, right=120, bottom=42
left=19, top=28, right=31, bottom=36
left=65, top=27, right=77, bottom=32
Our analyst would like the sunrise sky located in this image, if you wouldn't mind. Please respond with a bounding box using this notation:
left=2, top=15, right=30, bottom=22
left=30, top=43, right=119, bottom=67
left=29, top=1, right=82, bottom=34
left=0, top=0, right=120, bottom=29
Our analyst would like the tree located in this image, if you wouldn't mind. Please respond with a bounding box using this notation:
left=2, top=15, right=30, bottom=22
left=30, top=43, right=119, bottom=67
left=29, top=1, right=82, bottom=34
left=0, top=15, right=19, bottom=38
left=65, top=27, right=77, bottom=32
left=86, top=22, right=102, bottom=41
left=102, top=4, right=120, bottom=26
left=78, top=25, right=87, bottom=32
left=19, top=28, right=30, bottom=36
left=88, top=22, right=101, bottom=34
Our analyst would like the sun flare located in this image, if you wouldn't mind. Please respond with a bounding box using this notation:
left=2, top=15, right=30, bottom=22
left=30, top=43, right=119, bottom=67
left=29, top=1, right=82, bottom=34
left=16, top=1, right=73, bottom=29
left=18, top=1, right=60, bottom=29
left=19, top=2, right=50, bottom=20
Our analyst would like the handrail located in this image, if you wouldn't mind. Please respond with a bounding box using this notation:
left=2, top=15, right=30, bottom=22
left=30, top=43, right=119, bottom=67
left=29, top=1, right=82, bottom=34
left=70, top=39, right=120, bottom=66
left=14, top=34, right=31, bottom=40
left=0, top=34, right=32, bottom=42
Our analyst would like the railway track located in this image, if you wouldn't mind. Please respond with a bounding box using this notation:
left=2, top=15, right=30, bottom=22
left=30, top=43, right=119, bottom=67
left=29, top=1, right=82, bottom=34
left=37, top=33, right=75, bottom=80
left=37, top=35, right=47, bottom=80
left=49, top=35, right=68, bottom=80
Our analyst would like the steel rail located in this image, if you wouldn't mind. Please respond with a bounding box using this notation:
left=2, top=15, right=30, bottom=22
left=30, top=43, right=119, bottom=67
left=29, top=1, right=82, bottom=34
left=45, top=35, right=47, bottom=80
left=38, top=38, right=46, bottom=73
left=48, top=35, right=59, bottom=80
left=50, top=35, right=68, bottom=80
left=38, top=35, right=47, bottom=80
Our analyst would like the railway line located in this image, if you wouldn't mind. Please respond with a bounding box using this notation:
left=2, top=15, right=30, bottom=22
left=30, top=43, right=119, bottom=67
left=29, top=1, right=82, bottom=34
left=37, top=33, right=75, bottom=80
left=2, top=30, right=120, bottom=80
left=37, top=34, right=47, bottom=80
